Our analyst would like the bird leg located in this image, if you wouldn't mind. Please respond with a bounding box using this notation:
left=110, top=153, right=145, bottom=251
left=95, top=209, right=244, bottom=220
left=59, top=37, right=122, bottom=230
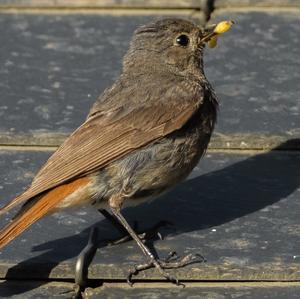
left=73, top=209, right=170, bottom=294
left=99, top=208, right=171, bottom=245
left=110, top=206, right=205, bottom=286
left=73, top=200, right=204, bottom=291
left=98, top=208, right=128, bottom=235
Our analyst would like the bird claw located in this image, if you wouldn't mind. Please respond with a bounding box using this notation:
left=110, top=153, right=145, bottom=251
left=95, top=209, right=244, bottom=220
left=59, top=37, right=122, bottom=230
left=165, top=251, right=179, bottom=262
left=126, top=252, right=205, bottom=287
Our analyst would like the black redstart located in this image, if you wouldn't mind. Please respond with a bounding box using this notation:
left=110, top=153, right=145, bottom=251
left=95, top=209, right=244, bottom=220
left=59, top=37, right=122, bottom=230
left=0, top=18, right=233, bottom=284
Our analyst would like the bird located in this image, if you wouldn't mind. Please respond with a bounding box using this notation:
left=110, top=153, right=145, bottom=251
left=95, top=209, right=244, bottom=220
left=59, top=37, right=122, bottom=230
left=0, top=18, right=233, bottom=284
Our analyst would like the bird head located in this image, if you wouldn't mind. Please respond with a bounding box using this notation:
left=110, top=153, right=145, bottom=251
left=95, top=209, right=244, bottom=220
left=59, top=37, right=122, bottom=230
left=123, top=18, right=233, bottom=77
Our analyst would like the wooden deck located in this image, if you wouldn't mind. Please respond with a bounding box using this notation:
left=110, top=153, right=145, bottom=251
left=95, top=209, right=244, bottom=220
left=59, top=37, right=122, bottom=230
left=0, top=1, right=299, bottom=298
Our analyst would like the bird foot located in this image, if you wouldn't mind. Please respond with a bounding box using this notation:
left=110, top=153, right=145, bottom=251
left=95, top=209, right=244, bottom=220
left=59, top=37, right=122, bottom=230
left=127, top=251, right=206, bottom=286
left=106, top=220, right=172, bottom=246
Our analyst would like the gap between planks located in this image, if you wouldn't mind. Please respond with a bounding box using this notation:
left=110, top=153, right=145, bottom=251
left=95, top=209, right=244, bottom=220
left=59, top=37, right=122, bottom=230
left=0, top=145, right=299, bottom=156
left=0, top=133, right=299, bottom=152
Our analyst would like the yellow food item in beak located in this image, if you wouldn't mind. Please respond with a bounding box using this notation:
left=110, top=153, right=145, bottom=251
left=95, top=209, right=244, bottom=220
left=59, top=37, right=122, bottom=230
left=213, top=20, right=234, bottom=34
left=205, top=20, right=234, bottom=48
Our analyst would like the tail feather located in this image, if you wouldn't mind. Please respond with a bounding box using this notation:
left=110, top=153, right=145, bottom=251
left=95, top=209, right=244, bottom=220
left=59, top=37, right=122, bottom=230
left=0, top=177, right=89, bottom=249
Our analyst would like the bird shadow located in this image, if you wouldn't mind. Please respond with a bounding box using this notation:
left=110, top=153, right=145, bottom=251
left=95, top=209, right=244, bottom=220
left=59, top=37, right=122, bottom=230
left=0, top=138, right=299, bottom=296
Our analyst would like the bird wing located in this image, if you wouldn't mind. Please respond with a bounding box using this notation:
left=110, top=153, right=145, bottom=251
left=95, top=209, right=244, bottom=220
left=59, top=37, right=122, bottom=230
left=0, top=99, right=202, bottom=213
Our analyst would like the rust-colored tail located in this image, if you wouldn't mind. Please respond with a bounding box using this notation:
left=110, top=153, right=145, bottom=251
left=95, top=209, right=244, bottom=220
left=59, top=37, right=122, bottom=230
left=0, top=177, right=89, bottom=249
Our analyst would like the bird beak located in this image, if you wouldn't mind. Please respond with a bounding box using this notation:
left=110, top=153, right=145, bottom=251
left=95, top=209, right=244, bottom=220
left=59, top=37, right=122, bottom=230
left=199, top=20, right=234, bottom=48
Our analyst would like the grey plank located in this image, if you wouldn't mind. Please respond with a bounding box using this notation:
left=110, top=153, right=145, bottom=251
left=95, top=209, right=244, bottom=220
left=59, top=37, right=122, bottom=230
left=214, top=0, right=300, bottom=8
left=0, top=12, right=299, bottom=149
left=0, top=280, right=73, bottom=298
left=0, top=145, right=299, bottom=283
left=205, top=11, right=300, bottom=137
left=0, top=14, right=155, bottom=135
left=86, top=282, right=300, bottom=299
left=0, top=13, right=203, bottom=136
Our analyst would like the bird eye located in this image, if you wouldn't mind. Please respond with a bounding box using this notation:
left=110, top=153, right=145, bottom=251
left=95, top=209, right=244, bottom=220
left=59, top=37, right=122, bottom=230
left=176, top=34, right=190, bottom=47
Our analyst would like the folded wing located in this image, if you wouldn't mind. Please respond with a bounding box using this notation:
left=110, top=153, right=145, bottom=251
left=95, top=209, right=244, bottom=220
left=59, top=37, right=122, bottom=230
left=0, top=100, right=202, bottom=213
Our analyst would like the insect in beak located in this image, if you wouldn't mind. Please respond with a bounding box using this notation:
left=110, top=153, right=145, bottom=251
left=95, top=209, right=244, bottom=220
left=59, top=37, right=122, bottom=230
left=200, top=20, right=235, bottom=48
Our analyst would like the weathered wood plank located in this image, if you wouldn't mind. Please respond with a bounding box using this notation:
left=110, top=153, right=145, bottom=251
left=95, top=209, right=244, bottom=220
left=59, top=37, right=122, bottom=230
left=206, top=11, right=300, bottom=139
left=0, top=150, right=299, bottom=280
left=1, top=280, right=300, bottom=298
left=0, top=13, right=205, bottom=138
left=0, top=280, right=74, bottom=298
left=86, top=282, right=300, bottom=299
left=2, top=261, right=299, bottom=281
left=0, top=12, right=298, bottom=145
